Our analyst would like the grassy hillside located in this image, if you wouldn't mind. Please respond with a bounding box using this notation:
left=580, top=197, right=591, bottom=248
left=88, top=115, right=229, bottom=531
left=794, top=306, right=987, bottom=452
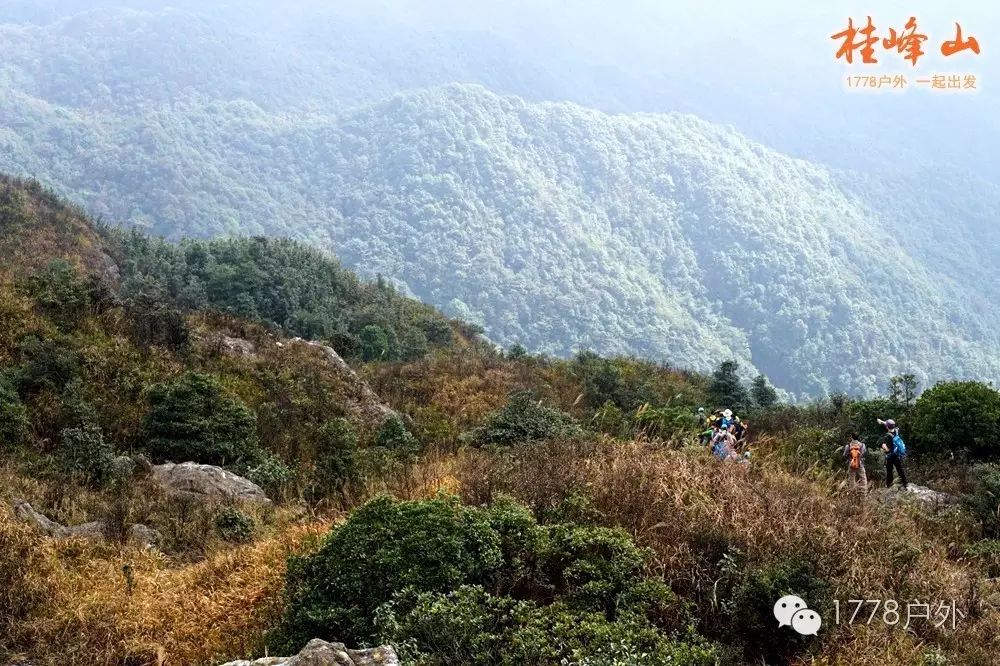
left=5, top=179, right=1000, bottom=665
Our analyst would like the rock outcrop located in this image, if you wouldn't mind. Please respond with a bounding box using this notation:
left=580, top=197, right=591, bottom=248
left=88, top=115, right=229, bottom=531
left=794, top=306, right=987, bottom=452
left=290, top=338, right=400, bottom=428
left=875, top=483, right=959, bottom=512
left=13, top=500, right=161, bottom=547
left=218, top=639, right=399, bottom=666
left=151, top=462, right=271, bottom=505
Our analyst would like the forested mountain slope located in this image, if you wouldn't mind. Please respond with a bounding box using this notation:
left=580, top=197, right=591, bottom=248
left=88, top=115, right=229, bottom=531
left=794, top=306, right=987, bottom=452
left=4, top=79, right=1000, bottom=395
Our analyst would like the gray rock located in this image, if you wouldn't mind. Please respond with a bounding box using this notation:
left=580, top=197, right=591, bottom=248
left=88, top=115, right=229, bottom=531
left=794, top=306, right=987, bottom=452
left=13, top=500, right=161, bottom=547
left=290, top=339, right=400, bottom=428
left=151, top=462, right=271, bottom=505
left=876, top=483, right=959, bottom=511
left=220, top=335, right=256, bottom=357
left=217, top=639, right=399, bottom=666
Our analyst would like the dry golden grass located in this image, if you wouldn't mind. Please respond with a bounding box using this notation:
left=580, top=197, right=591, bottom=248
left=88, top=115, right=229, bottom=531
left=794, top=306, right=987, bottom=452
left=5, top=516, right=329, bottom=666
left=454, top=438, right=1000, bottom=665
left=6, top=438, right=1000, bottom=665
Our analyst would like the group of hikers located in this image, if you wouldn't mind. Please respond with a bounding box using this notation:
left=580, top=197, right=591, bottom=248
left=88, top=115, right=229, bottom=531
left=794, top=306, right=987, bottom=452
left=843, top=418, right=908, bottom=492
left=697, top=408, right=909, bottom=491
left=698, top=407, right=750, bottom=462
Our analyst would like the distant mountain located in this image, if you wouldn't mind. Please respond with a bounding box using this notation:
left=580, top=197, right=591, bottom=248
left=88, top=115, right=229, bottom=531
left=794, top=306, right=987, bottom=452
left=3, top=4, right=1000, bottom=396
left=11, top=80, right=1000, bottom=395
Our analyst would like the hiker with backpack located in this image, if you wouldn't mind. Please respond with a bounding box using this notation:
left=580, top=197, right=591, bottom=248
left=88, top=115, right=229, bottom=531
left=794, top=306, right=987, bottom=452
left=843, top=432, right=867, bottom=492
left=878, top=418, right=908, bottom=488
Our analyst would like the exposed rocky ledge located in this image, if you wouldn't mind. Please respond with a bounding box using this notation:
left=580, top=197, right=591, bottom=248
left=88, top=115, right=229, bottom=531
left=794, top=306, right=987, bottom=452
left=13, top=499, right=161, bottom=547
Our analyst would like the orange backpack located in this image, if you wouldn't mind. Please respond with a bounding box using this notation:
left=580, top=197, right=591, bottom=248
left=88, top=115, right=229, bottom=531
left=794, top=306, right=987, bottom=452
left=848, top=442, right=863, bottom=470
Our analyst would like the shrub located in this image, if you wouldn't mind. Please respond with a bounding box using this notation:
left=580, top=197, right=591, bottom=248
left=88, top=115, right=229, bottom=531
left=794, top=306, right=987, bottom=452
left=963, top=464, right=1000, bottom=537
left=215, top=507, right=257, bottom=544
left=143, top=372, right=260, bottom=467
left=125, top=291, right=189, bottom=352
left=360, top=324, right=390, bottom=362
left=720, top=556, right=830, bottom=663
left=0, top=380, right=29, bottom=449
left=276, top=495, right=706, bottom=662
left=913, top=381, right=1000, bottom=459
left=378, top=585, right=719, bottom=666
left=964, top=539, right=1000, bottom=578
left=15, top=335, right=81, bottom=395
left=311, top=418, right=359, bottom=498
left=277, top=495, right=504, bottom=648
left=375, top=415, right=421, bottom=455
left=56, top=423, right=116, bottom=486
left=244, top=451, right=294, bottom=498
left=25, top=259, right=91, bottom=331
left=464, top=390, right=582, bottom=447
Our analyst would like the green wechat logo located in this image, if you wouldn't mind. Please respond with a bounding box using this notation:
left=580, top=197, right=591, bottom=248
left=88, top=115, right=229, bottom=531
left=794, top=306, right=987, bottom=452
left=774, top=595, right=822, bottom=636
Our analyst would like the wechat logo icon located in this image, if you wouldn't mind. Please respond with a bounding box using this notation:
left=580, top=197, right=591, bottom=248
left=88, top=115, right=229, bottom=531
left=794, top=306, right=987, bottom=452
left=774, top=595, right=822, bottom=636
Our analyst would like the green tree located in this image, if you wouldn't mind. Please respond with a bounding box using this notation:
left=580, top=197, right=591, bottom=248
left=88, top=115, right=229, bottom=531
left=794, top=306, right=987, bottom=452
left=125, top=291, right=189, bottom=352
left=375, top=415, right=421, bottom=455
left=889, top=373, right=919, bottom=408
left=143, top=372, right=260, bottom=466
left=26, top=260, right=91, bottom=332
left=708, top=360, right=750, bottom=413
left=507, top=343, right=528, bottom=360
left=360, top=324, right=390, bottom=362
left=751, top=375, right=778, bottom=409
left=399, top=328, right=429, bottom=361
left=912, top=381, right=1000, bottom=459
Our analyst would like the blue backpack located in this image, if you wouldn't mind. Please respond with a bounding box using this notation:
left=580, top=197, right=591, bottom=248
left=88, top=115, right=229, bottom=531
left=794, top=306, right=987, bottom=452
left=892, top=432, right=907, bottom=457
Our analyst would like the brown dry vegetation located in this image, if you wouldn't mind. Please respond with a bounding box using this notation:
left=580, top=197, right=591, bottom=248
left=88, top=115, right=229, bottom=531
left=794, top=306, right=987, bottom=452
left=454, top=438, right=1000, bottom=665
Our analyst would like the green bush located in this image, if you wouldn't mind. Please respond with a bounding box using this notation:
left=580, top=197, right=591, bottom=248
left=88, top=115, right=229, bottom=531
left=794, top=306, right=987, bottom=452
left=913, top=381, right=1000, bottom=459
left=275, top=495, right=709, bottom=663
left=0, top=380, right=29, bottom=449
left=215, top=506, right=257, bottom=543
left=375, top=415, right=421, bottom=455
left=721, top=556, right=830, bottom=663
left=377, top=585, right=718, bottom=666
left=25, top=260, right=91, bottom=332
left=464, top=390, right=582, bottom=447
left=278, top=495, right=504, bottom=648
left=963, top=464, right=1000, bottom=537
left=56, top=423, right=116, bottom=486
left=244, top=451, right=294, bottom=497
left=15, top=335, right=81, bottom=395
left=964, top=539, right=1000, bottom=577
left=311, top=418, right=359, bottom=497
left=143, top=372, right=260, bottom=467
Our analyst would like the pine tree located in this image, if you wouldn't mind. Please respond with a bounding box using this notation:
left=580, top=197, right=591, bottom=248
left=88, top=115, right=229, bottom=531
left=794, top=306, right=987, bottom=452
left=708, top=360, right=750, bottom=413
left=751, top=375, right=778, bottom=409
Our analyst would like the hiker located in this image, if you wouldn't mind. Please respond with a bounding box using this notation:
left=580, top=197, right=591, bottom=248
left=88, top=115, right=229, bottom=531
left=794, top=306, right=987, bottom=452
left=716, top=408, right=734, bottom=431
left=843, top=432, right=867, bottom=492
left=732, top=416, right=747, bottom=444
left=712, top=426, right=736, bottom=461
left=878, top=418, right=908, bottom=488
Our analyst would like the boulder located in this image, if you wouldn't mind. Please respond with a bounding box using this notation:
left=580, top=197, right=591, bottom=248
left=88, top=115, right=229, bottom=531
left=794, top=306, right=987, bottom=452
left=290, top=339, right=400, bottom=428
left=218, top=639, right=399, bottom=666
left=151, top=462, right=271, bottom=505
left=220, top=335, right=256, bottom=357
left=875, top=483, right=959, bottom=511
left=13, top=500, right=161, bottom=547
